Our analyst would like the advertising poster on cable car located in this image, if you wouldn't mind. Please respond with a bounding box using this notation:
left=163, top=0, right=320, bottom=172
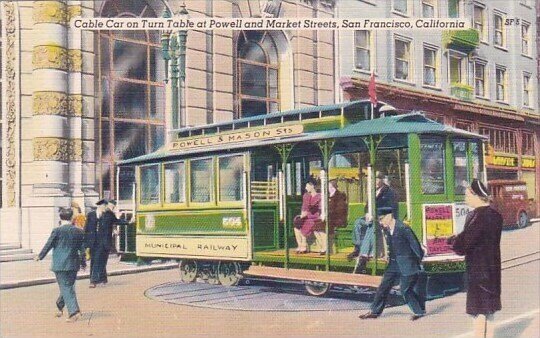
left=0, top=1, right=538, bottom=337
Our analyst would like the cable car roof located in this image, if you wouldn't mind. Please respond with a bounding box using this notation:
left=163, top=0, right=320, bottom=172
left=119, top=109, right=486, bottom=166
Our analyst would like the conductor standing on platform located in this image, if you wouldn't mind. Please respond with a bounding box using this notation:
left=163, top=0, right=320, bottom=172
left=85, top=199, right=110, bottom=288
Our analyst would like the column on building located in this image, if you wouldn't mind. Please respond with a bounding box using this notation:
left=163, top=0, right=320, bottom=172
left=26, top=0, right=72, bottom=251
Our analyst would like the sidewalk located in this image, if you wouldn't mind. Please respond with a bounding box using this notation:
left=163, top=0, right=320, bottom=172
left=0, top=255, right=178, bottom=290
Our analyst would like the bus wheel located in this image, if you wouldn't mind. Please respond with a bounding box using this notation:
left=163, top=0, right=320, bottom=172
left=517, top=211, right=529, bottom=229
left=217, top=261, right=241, bottom=286
left=179, top=260, right=198, bottom=283
left=304, top=281, right=332, bottom=296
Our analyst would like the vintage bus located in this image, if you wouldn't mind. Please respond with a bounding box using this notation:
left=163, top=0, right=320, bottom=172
left=118, top=100, right=487, bottom=296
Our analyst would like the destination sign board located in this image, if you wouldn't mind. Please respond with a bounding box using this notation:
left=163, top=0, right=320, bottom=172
left=168, top=124, right=304, bottom=151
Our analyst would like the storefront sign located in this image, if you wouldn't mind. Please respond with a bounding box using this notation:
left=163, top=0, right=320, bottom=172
left=423, top=204, right=454, bottom=255
left=522, top=158, right=536, bottom=169
left=137, top=235, right=250, bottom=259
left=168, top=125, right=304, bottom=151
left=487, top=155, right=518, bottom=167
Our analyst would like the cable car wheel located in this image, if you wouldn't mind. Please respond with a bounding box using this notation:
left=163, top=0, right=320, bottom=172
left=517, top=210, right=529, bottom=229
left=304, top=281, right=332, bottom=296
left=216, top=261, right=242, bottom=286
left=178, top=260, right=198, bottom=283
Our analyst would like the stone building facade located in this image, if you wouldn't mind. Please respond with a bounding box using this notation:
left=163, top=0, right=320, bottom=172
left=0, top=0, right=337, bottom=251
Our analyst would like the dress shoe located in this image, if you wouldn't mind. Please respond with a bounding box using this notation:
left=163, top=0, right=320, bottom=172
left=55, top=310, right=63, bottom=318
left=359, top=312, right=379, bottom=319
left=347, top=252, right=359, bottom=261
left=66, top=312, right=81, bottom=323
left=410, top=314, right=425, bottom=321
left=89, top=283, right=96, bottom=288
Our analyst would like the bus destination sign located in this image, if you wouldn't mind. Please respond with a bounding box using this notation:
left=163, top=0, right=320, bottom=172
left=169, top=124, right=304, bottom=151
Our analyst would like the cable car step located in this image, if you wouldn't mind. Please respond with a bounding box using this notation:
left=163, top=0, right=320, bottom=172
left=244, top=265, right=382, bottom=288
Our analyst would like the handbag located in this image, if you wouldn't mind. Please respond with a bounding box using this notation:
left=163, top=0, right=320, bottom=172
left=293, top=215, right=304, bottom=229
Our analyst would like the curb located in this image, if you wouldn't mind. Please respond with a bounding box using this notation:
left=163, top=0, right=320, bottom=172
left=0, top=262, right=178, bottom=290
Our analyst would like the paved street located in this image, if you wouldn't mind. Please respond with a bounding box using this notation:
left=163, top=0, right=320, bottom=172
left=1, top=223, right=538, bottom=338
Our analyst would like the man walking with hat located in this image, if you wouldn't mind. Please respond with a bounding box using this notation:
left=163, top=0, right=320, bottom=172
left=85, top=199, right=110, bottom=287
left=359, top=206, right=426, bottom=321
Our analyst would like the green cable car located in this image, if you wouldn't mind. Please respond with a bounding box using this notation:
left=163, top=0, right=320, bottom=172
left=118, top=100, right=487, bottom=296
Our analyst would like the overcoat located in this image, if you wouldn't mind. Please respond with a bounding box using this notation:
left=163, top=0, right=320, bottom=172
left=452, top=206, right=503, bottom=315
left=316, top=190, right=348, bottom=233
left=300, top=192, right=321, bottom=237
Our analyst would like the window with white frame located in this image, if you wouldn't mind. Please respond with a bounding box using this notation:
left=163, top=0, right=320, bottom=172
left=354, top=30, right=371, bottom=71
left=474, top=61, right=487, bottom=97
left=423, top=46, right=438, bottom=86
left=495, top=66, right=506, bottom=101
left=494, top=13, right=505, bottom=47
left=448, top=0, right=461, bottom=18
left=394, top=38, right=411, bottom=81
left=521, top=22, right=530, bottom=55
left=393, top=0, right=408, bottom=15
left=449, top=51, right=467, bottom=85
left=473, top=5, right=487, bottom=42
left=523, top=73, right=532, bottom=107
left=422, top=0, right=436, bottom=17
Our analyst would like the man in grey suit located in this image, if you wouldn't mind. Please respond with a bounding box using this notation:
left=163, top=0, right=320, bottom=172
left=359, top=207, right=427, bottom=321
left=35, top=207, right=86, bottom=322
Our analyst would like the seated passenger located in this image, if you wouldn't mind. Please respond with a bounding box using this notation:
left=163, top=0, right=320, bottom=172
left=294, top=179, right=321, bottom=254
left=313, top=179, right=348, bottom=255
left=348, top=172, right=398, bottom=272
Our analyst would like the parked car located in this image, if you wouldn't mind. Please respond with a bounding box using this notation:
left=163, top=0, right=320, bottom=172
left=488, top=180, right=536, bottom=228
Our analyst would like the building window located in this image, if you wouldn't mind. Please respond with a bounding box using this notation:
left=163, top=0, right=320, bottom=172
left=523, top=73, right=532, bottom=107
left=473, top=5, right=487, bottom=42
left=354, top=30, right=371, bottom=71
left=448, top=0, right=460, bottom=18
left=393, top=0, right=409, bottom=15
left=237, top=31, right=279, bottom=118
left=455, top=120, right=474, bottom=132
left=98, top=0, right=165, bottom=200
left=494, top=13, right=505, bottom=48
left=522, top=132, right=535, bottom=156
left=423, top=46, right=438, bottom=86
left=422, top=0, right=436, bottom=17
left=479, top=126, right=517, bottom=154
left=449, top=51, right=467, bottom=85
left=394, top=38, right=411, bottom=81
left=521, top=22, right=530, bottom=55
left=474, top=61, right=487, bottom=97
left=495, top=66, right=506, bottom=101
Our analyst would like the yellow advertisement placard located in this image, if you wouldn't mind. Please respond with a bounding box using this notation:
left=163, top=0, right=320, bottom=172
left=137, top=235, right=250, bottom=259
left=426, top=219, right=453, bottom=237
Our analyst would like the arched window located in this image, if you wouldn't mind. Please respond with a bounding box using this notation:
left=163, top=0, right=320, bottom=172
left=237, top=31, right=279, bottom=118
left=98, top=0, right=165, bottom=200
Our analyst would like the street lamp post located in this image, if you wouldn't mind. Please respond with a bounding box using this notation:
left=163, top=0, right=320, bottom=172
left=161, top=4, right=189, bottom=130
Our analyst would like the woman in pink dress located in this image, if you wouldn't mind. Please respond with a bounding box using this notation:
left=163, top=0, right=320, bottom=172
left=294, top=179, right=321, bottom=253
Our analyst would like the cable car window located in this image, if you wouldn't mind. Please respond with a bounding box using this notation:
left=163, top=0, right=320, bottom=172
left=453, top=140, right=468, bottom=195
left=470, top=142, right=484, bottom=181
left=140, top=164, right=160, bottom=205
left=219, top=155, right=244, bottom=202
left=420, top=137, right=445, bottom=194
left=190, top=158, right=214, bottom=203
left=164, top=161, right=185, bottom=204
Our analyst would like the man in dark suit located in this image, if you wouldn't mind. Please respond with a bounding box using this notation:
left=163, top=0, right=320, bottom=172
left=359, top=207, right=426, bottom=321
left=35, top=207, right=86, bottom=322
left=348, top=172, right=399, bottom=265
left=85, top=199, right=109, bottom=287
